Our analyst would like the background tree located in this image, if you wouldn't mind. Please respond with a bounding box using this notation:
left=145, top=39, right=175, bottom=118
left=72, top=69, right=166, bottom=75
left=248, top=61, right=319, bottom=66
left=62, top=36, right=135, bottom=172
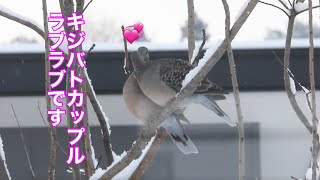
left=265, top=20, right=320, bottom=39
left=181, top=12, right=210, bottom=41
left=10, top=36, right=38, bottom=44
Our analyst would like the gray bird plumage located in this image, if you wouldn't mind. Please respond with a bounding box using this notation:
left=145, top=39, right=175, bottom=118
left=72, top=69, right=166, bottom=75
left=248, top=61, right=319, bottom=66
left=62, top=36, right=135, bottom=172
left=123, top=65, right=197, bottom=154
left=130, top=46, right=236, bottom=127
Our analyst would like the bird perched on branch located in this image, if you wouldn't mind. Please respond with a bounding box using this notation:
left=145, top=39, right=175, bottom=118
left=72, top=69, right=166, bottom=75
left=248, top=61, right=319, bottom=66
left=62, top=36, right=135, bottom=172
left=130, top=46, right=236, bottom=127
left=123, top=62, right=198, bottom=154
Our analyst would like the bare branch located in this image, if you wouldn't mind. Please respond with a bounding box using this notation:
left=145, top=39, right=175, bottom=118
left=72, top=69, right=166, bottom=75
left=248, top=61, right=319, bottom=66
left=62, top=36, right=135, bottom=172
left=37, top=101, right=67, bottom=155
left=82, top=0, right=93, bottom=13
left=288, top=0, right=293, bottom=6
left=101, top=1, right=259, bottom=178
left=121, top=25, right=130, bottom=74
left=41, top=0, right=57, bottom=179
left=130, top=127, right=167, bottom=179
left=75, top=0, right=96, bottom=177
left=259, top=1, right=290, bottom=16
left=290, top=176, right=299, bottom=180
left=283, top=10, right=313, bottom=133
left=11, top=104, right=36, bottom=180
left=278, top=0, right=290, bottom=9
left=85, top=71, right=114, bottom=166
left=297, top=5, right=320, bottom=15
left=187, top=0, right=195, bottom=62
left=83, top=44, right=114, bottom=166
left=307, top=0, right=318, bottom=179
left=221, top=0, right=245, bottom=179
left=192, top=29, right=207, bottom=66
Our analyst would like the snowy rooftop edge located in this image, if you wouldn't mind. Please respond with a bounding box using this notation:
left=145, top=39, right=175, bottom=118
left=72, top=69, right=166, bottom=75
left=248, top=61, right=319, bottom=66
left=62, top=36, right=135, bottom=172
left=0, top=39, right=319, bottom=54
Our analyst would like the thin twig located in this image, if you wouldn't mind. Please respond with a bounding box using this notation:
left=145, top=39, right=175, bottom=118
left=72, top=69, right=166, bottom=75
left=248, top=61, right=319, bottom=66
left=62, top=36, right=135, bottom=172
left=221, top=0, right=245, bottom=179
left=278, top=0, right=290, bottom=9
left=192, top=29, right=207, bottom=66
left=187, top=0, right=195, bottom=62
left=288, top=0, right=293, bottom=6
left=290, top=176, right=299, bottom=180
left=95, top=156, right=102, bottom=170
left=82, top=0, right=93, bottom=13
left=259, top=1, right=290, bottom=16
left=77, top=44, right=95, bottom=73
left=121, top=25, right=130, bottom=74
left=11, top=104, right=36, bottom=180
left=84, top=67, right=114, bottom=166
left=37, top=101, right=67, bottom=155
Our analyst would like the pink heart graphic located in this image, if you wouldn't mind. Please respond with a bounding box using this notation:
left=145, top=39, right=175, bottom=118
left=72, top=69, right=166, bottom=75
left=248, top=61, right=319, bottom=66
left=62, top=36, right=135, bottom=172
left=133, top=23, right=144, bottom=33
left=124, top=29, right=138, bottom=44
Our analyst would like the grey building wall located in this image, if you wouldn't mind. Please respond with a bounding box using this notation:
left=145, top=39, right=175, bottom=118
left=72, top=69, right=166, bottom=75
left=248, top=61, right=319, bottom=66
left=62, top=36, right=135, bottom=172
left=0, top=123, right=259, bottom=180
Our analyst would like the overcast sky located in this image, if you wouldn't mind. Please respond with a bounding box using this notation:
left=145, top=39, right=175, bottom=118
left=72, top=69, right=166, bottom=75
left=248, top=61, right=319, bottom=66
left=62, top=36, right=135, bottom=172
left=0, top=0, right=319, bottom=44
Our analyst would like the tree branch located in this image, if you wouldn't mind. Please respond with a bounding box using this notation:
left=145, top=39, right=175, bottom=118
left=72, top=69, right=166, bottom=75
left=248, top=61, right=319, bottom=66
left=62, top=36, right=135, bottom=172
left=129, top=127, right=167, bottom=179
left=221, top=0, right=245, bottom=179
left=100, top=0, right=259, bottom=178
left=121, top=25, right=130, bottom=74
left=259, top=1, right=290, bottom=16
left=41, top=0, right=57, bottom=179
left=282, top=10, right=313, bottom=134
left=297, top=5, right=320, bottom=15
left=37, top=101, right=67, bottom=156
left=192, top=29, right=206, bottom=66
left=278, top=0, right=290, bottom=9
left=11, top=104, right=36, bottom=180
left=187, top=0, right=195, bottom=62
left=307, top=0, right=318, bottom=179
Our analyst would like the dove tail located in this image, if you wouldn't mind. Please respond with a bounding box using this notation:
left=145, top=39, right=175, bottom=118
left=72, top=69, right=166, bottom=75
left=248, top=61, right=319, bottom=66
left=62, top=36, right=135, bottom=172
left=161, top=116, right=198, bottom=154
left=194, top=95, right=237, bottom=127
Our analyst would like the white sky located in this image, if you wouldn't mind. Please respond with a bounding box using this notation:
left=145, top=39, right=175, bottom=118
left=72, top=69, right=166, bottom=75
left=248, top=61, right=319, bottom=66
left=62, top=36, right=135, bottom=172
left=0, top=0, right=319, bottom=44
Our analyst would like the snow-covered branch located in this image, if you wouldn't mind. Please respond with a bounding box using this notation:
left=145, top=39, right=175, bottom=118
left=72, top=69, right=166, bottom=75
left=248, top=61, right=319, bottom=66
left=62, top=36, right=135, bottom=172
left=282, top=4, right=313, bottom=133
left=0, top=135, right=11, bottom=180
left=130, top=127, right=167, bottom=179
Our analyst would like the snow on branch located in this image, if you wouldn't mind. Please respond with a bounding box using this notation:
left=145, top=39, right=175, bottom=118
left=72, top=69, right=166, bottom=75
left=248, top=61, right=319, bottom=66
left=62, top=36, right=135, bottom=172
left=295, top=1, right=309, bottom=12
left=289, top=76, right=297, bottom=95
left=90, top=134, right=155, bottom=179
left=0, top=135, right=11, bottom=180
left=181, top=40, right=221, bottom=90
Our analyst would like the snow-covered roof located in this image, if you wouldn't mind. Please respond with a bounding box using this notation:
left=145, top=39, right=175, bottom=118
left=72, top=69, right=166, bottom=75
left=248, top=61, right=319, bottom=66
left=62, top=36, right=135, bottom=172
left=0, top=39, right=318, bottom=54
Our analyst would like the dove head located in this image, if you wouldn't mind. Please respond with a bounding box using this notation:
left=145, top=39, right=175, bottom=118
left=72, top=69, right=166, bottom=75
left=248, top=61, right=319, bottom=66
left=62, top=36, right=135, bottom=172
left=138, top=46, right=149, bottom=62
left=130, top=47, right=149, bottom=72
